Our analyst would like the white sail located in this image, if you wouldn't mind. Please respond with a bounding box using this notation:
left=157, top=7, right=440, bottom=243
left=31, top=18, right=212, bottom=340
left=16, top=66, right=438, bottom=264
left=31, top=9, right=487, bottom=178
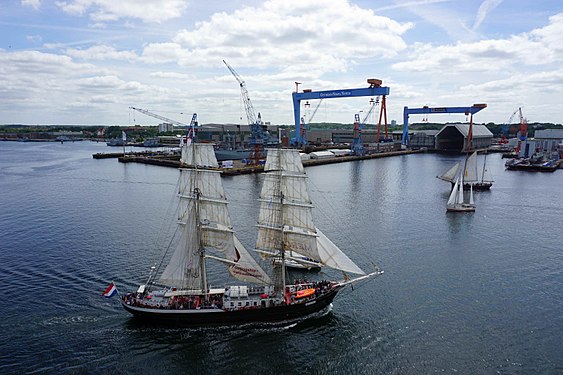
left=159, top=142, right=261, bottom=289
left=181, top=143, right=218, bottom=167
left=458, top=174, right=464, bottom=204
left=229, top=236, right=272, bottom=284
left=464, top=151, right=479, bottom=183
left=438, top=162, right=460, bottom=182
left=257, top=148, right=365, bottom=275
left=315, top=229, right=365, bottom=275
left=481, top=153, right=494, bottom=183
left=469, top=184, right=474, bottom=205
left=447, top=177, right=460, bottom=207
left=159, top=203, right=202, bottom=289
left=264, top=148, right=304, bottom=173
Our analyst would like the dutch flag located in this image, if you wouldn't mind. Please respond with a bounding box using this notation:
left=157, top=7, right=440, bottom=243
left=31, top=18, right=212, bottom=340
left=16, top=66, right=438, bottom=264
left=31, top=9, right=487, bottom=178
left=102, top=282, right=118, bottom=298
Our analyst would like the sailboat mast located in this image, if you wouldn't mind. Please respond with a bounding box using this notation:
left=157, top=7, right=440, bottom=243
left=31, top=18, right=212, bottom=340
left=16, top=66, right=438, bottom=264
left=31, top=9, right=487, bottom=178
left=194, top=184, right=207, bottom=295
left=189, top=142, right=207, bottom=296
left=481, top=152, right=487, bottom=183
left=279, top=190, right=286, bottom=290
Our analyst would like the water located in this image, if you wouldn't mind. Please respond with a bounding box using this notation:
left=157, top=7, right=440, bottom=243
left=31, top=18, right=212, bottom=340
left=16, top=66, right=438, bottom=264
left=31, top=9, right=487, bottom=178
left=0, top=141, right=561, bottom=374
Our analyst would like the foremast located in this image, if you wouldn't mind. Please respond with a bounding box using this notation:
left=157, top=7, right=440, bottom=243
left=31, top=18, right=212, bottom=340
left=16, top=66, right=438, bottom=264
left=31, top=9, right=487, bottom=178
left=158, top=143, right=239, bottom=294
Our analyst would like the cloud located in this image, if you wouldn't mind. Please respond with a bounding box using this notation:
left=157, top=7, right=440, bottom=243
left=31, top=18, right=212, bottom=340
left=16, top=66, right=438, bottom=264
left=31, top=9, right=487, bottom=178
left=21, top=0, right=41, bottom=10
left=393, top=13, right=563, bottom=73
left=472, top=0, right=503, bottom=31
left=66, top=45, right=138, bottom=61
left=55, top=0, right=188, bottom=23
left=139, top=0, right=412, bottom=76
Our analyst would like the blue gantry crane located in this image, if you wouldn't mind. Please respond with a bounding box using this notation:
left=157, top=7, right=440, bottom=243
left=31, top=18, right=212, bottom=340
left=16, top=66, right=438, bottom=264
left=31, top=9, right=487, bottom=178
left=402, top=104, right=487, bottom=146
left=292, top=79, right=390, bottom=146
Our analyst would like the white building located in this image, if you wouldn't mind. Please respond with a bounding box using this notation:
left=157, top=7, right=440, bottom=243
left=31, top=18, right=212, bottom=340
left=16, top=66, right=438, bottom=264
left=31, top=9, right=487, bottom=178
left=519, top=129, right=563, bottom=158
left=158, top=122, right=174, bottom=133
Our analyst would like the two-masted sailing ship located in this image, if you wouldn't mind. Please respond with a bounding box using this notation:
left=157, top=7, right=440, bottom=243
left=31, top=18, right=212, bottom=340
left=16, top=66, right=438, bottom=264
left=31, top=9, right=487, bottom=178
left=121, top=143, right=382, bottom=325
left=437, top=151, right=493, bottom=191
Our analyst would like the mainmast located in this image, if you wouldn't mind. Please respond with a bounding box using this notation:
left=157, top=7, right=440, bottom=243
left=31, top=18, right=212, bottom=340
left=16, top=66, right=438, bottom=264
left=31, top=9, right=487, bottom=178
left=279, top=189, right=286, bottom=291
left=194, top=185, right=207, bottom=295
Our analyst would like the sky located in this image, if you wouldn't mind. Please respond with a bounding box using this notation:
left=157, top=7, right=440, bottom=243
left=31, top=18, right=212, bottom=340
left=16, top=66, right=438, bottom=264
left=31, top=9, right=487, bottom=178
left=1, top=0, right=562, bottom=127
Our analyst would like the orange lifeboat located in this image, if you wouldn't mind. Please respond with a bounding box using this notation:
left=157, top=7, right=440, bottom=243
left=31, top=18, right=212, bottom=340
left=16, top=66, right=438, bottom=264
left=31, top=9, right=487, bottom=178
left=295, top=288, right=315, bottom=299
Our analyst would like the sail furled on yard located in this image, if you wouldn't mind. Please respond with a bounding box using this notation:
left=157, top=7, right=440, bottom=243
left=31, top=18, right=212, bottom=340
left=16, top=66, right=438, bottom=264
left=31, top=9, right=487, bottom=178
left=160, top=143, right=256, bottom=288
left=256, top=148, right=365, bottom=275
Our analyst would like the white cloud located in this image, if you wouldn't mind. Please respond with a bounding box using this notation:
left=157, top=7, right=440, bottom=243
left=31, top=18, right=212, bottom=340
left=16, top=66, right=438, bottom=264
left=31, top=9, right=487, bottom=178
left=66, top=45, right=138, bottom=61
left=472, top=0, right=503, bottom=31
left=393, top=13, right=563, bottom=73
left=55, top=0, right=188, bottom=23
left=139, top=0, right=412, bottom=76
left=21, top=0, right=41, bottom=10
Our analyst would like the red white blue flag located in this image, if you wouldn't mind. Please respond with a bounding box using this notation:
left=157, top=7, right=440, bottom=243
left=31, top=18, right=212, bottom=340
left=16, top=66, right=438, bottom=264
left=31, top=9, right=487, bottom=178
left=102, top=282, right=118, bottom=298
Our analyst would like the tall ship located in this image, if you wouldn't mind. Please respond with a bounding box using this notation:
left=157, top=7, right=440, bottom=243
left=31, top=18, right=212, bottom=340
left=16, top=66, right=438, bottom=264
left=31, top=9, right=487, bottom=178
left=121, top=144, right=382, bottom=325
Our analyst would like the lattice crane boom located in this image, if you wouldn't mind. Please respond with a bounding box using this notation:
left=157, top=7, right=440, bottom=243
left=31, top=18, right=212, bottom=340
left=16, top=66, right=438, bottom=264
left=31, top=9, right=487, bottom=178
left=129, top=106, right=190, bottom=127
left=223, top=60, right=261, bottom=132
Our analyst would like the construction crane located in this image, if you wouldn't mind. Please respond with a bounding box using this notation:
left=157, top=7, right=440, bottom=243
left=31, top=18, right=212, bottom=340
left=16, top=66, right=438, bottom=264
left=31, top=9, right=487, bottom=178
left=515, top=107, right=528, bottom=154
left=500, top=108, right=520, bottom=144
left=129, top=106, right=198, bottom=143
left=351, top=98, right=378, bottom=156
left=223, top=60, right=274, bottom=165
left=299, top=99, right=323, bottom=144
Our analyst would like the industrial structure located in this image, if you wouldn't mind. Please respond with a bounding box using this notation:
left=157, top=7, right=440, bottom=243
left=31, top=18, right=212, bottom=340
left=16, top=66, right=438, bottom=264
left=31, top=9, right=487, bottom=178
left=129, top=106, right=198, bottom=144
left=435, top=124, right=493, bottom=152
left=402, top=104, right=487, bottom=146
left=223, top=60, right=278, bottom=164
left=292, top=79, right=390, bottom=146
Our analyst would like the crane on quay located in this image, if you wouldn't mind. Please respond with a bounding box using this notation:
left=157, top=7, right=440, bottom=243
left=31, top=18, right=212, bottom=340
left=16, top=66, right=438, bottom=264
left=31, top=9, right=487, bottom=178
left=129, top=106, right=198, bottom=144
left=223, top=60, right=277, bottom=165
left=514, top=107, right=528, bottom=154
left=351, top=97, right=379, bottom=156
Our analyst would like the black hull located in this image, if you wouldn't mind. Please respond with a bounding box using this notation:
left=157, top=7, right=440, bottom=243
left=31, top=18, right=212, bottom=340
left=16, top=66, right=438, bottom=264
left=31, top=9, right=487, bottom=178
left=450, top=181, right=493, bottom=191
left=463, top=182, right=492, bottom=191
left=506, top=164, right=558, bottom=172
left=122, top=288, right=339, bottom=326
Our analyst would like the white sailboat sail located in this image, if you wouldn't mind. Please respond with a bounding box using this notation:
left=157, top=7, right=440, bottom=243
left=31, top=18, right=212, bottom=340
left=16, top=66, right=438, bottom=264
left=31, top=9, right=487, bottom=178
left=458, top=174, right=465, bottom=204
left=481, top=153, right=494, bottom=183
left=469, top=184, right=474, bottom=205
left=257, top=148, right=365, bottom=275
left=438, top=162, right=460, bottom=182
left=464, top=151, right=479, bottom=183
left=447, top=177, right=459, bottom=207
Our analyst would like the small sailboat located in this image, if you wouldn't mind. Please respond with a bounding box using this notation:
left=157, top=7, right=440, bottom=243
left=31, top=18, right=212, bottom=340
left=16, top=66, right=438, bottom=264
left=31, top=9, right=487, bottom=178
left=438, top=152, right=493, bottom=191
left=463, top=151, right=493, bottom=190
left=121, top=144, right=382, bottom=325
left=446, top=174, right=475, bottom=213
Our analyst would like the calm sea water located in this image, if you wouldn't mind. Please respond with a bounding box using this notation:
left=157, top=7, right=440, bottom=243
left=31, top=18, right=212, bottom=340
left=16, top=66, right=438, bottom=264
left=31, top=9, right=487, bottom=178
left=0, top=141, right=561, bottom=374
